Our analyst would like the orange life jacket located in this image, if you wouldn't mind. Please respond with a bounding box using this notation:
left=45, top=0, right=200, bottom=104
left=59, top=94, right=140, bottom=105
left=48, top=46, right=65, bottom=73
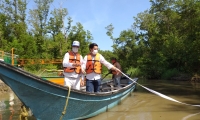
left=86, top=53, right=102, bottom=74
left=63, top=51, right=81, bottom=74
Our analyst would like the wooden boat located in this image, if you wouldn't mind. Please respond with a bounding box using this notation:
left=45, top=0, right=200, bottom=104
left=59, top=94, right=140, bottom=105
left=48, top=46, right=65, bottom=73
left=0, top=61, right=138, bottom=120
left=42, top=76, right=65, bottom=86
left=38, top=69, right=65, bottom=85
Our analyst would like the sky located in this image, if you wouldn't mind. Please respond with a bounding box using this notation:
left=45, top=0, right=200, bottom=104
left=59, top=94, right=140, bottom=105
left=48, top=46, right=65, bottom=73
left=29, top=0, right=151, bottom=51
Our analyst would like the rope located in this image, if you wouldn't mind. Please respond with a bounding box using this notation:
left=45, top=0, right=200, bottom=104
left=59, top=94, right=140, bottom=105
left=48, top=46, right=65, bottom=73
left=59, top=85, right=71, bottom=120
left=18, top=105, right=28, bottom=120
left=117, top=69, right=200, bottom=107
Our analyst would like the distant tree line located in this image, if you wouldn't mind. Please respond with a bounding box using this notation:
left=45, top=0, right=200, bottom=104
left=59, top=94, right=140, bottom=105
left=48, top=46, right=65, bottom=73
left=105, top=0, right=200, bottom=79
left=0, top=0, right=92, bottom=71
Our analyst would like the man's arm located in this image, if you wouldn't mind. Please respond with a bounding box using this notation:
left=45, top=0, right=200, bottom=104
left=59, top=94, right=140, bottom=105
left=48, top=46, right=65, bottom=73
left=100, top=54, right=120, bottom=73
left=63, top=53, right=80, bottom=68
left=63, top=53, right=73, bottom=68
left=100, top=54, right=113, bottom=69
left=81, top=56, right=87, bottom=74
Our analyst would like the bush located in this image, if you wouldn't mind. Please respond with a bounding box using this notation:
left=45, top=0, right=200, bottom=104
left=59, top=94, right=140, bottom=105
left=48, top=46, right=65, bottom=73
left=24, top=64, right=59, bottom=76
left=161, top=69, right=179, bottom=80
left=126, top=67, right=141, bottom=77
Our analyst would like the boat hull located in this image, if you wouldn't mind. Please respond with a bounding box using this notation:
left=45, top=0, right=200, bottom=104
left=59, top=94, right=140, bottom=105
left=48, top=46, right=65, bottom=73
left=0, top=61, right=137, bottom=120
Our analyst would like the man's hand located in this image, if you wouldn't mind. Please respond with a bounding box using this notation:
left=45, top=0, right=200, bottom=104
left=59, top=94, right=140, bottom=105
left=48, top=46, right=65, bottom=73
left=111, top=67, right=120, bottom=75
left=81, top=68, right=86, bottom=74
left=72, top=63, right=81, bottom=67
left=80, top=80, right=85, bottom=87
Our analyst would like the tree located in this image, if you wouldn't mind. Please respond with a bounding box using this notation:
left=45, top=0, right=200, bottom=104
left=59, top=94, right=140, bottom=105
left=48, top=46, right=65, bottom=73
left=67, top=22, right=93, bottom=57
left=28, top=0, right=53, bottom=56
left=0, top=0, right=37, bottom=58
left=47, top=8, right=68, bottom=58
left=106, top=24, right=137, bottom=72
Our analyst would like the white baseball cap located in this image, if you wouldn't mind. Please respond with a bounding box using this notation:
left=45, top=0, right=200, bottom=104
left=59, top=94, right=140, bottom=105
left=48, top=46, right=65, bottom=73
left=72, top=41, right=80, bottom=47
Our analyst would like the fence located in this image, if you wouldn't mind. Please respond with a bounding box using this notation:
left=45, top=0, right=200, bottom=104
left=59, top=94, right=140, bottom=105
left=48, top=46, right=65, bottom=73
left=0, top=50, right=19, bottom=66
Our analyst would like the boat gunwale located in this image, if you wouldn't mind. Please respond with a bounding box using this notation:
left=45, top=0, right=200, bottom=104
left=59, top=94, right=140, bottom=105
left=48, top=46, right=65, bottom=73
left=0, top=61, right=137, bottom=96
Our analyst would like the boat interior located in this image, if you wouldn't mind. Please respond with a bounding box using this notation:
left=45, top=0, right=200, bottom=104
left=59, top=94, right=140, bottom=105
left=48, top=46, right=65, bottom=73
left=79, top=76, right=133, bottom=92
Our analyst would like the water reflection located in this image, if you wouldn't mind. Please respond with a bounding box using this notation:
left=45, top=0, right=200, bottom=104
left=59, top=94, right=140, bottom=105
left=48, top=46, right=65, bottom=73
left=0, top=80, right=200, bottom=120
left=191, top=81, right=200, bottom=91
left=182, top=112, right=200, bottom=120
left=9, top=92, right=15, bottom=120
left=0, top=101, right=6, bottom=111
left=0, top=91, right=23, bottom=120
left=88, top=80, right=200, bottom=120
left=0, top=100, right=6, bottom=120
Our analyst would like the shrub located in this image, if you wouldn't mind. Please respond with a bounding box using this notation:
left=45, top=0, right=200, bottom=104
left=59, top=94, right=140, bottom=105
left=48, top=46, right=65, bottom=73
left=161, top=69, right=179, bottom=80
left=126, top=67, right=141, bottom=77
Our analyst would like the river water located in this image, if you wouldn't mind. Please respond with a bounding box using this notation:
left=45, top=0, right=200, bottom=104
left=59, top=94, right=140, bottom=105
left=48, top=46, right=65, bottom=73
left=0, top=79, right=200, bottom=120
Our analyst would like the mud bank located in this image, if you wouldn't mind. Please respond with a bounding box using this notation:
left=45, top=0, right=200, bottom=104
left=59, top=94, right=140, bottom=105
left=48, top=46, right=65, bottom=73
left=0, top=80, right=11, bottom=94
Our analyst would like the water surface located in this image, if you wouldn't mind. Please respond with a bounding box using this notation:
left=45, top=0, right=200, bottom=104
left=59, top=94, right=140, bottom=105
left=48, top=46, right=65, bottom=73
left=88, top=79, right=200, bottom=120
left=0, top=79, right=200, bottom=120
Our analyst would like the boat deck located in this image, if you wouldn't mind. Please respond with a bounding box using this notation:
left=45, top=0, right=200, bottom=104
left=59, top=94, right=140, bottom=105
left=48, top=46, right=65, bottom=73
left=42, top=76, right=132, bottom=92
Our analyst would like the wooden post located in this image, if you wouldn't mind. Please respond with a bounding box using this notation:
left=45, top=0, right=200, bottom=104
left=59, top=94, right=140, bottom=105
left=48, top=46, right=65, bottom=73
left=11, top=48, right=14, bottom=66
left=0, top=51, right=4, bottom=60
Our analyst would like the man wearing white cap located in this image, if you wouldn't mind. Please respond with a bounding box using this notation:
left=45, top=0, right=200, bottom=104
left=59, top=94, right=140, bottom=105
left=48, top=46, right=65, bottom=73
left=62, top=41, right=84, bottom=90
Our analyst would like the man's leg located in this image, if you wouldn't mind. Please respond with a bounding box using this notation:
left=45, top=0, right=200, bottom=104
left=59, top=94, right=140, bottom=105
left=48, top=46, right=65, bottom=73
left=64, top=77, right=73, bottom=87
left=94, top=79, right=101, bottom=92
left=115, top=77, right=121, bottom=87
left=73, top=77, right=81, bottom=90
left=86, top=79, right=94, bottom=92
left=113, top=77, right=117, bottom=86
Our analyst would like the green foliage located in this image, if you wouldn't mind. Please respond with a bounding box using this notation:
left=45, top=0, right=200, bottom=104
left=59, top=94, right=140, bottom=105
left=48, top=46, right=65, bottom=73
left=67, top=22, right=92, bottom=57
left=105, top=25, right=137, bottom=72
left=126, top=67, right=141, bottom=77
left=0, top=0, right=93, bottom=72
left=161, top=69, right=179, bottom=80
left=24, top=64, right=44, bottom=72
left=24, top=64, right=59, bottom=75
left=99, top=50, right=115, bottom=75
left=105, top=0, right=200, bottom=79
left=0, top=0, right=200, bottom=79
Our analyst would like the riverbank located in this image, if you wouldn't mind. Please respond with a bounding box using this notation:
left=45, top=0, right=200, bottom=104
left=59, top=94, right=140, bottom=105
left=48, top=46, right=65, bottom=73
left=0, top=80, right=11, bottom=94
left=171, top=74, right=200, bottom=82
